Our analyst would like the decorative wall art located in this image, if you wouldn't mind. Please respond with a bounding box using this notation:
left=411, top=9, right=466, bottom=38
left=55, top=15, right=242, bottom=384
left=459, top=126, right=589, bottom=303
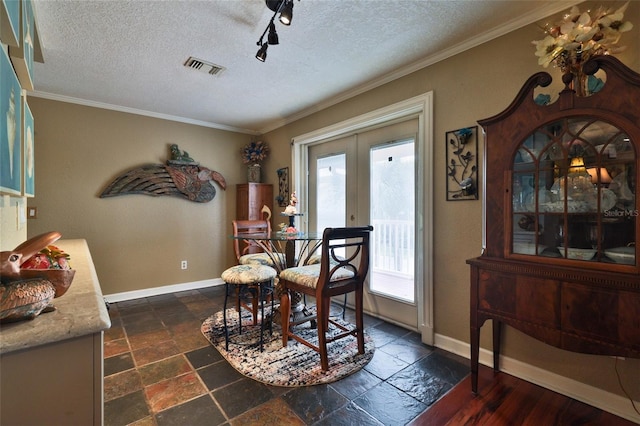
left=9, top=0, right=34, bottom=90
left=276, top=167, right=289, bottom=207
left=23, top=100, right=34, bottom=197
left=1, top=47, right=22, bottom=196
left=446, top=126, right=478, bottom=201
left=100, top=144, right=227, bottom=203
left=0, top=0, right=21, bottom=47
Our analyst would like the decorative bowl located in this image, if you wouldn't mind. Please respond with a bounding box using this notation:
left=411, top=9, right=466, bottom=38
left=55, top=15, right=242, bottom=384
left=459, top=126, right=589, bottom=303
left=514, top=242, right=546, bottom=255
left=18, top=269, right=76, bottom=298
left=604, top=247, right=635, bottom=265
left=561, top=248, right=596, bottom=261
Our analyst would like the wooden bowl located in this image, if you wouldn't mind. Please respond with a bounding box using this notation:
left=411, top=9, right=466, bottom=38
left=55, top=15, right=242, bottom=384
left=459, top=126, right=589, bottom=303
left=19, top=269, right=76, bottom=298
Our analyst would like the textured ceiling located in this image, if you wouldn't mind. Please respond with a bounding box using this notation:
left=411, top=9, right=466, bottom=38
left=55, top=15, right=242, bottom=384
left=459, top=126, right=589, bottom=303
left=31, top=0, right=579, bottom=134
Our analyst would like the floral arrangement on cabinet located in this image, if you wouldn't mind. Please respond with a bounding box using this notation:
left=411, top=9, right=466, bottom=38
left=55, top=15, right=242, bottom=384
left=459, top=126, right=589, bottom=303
left=532, top=1, right=633, bottom=95
left=242, top=140, right=269, bottom=182
left=241, top=140, right=270, bottom=165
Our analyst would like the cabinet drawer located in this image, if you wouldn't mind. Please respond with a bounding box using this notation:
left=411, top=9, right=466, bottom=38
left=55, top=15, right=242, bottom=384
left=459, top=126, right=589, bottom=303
left=562, top=283, right=640, bottom=352
left=478, top=270, right=560, bottom=327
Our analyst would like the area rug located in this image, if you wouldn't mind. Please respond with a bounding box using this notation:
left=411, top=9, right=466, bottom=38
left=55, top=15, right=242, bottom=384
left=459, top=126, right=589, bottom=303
left=201, top=307, right=374, bottom=387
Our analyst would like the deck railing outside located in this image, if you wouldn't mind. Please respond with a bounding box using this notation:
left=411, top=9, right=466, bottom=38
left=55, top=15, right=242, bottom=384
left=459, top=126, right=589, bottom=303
left=371, top=219, right=414, bottom=275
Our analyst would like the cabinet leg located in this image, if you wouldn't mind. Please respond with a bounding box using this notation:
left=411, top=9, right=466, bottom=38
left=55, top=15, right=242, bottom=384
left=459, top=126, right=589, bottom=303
left=470, top=325, right=480, bottom=394
left=492, top=320, right=502, bottom=372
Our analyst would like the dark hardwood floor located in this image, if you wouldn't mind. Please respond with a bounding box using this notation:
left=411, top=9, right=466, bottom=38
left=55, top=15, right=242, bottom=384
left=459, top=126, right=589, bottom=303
left=410, top=365, right=637, bottom=425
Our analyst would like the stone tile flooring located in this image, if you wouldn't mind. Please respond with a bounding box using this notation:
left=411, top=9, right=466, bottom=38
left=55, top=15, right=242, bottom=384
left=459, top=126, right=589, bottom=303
left=104, top=286, right=468, bottom=425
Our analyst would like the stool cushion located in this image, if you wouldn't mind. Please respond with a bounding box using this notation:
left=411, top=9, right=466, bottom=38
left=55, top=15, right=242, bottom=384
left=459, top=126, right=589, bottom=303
left=239, top=252, right=286, bottom=267
left=279, top=264, right=355, bottom=289
left=222, top=264, right=276, bottom=285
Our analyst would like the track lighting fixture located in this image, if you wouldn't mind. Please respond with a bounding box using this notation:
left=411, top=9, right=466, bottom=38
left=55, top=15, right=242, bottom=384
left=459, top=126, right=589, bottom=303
left=255, top=0, right=299, bottom=62
left=255, top=43, right=268, bottom=62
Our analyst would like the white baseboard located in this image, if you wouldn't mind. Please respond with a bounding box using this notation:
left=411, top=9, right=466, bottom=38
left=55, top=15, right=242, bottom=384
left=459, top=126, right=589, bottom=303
left=103, top=278, right=225, bottom=303
left=434, top=333, right=640, bottom=424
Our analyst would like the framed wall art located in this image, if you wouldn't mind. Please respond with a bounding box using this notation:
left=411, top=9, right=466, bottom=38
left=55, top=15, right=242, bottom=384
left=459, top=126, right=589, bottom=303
left=23, top=100, right=34, bottom=197
left=1, top=47, right=22, bottom=195
left=276, top=167, right=289, bottom=207
left=9, top=0, right=34, bottom=90
left=0, top=0, right=20, bottom=47
left=446, top=126, right=478, bottom=201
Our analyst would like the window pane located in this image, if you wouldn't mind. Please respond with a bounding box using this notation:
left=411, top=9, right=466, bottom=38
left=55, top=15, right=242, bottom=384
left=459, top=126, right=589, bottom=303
left=316, top=154, right=346, bottom=231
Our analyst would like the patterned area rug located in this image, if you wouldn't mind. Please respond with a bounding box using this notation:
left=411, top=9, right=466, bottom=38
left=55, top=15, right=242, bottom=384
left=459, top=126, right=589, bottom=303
left=201, top=307, right=374, bottom=387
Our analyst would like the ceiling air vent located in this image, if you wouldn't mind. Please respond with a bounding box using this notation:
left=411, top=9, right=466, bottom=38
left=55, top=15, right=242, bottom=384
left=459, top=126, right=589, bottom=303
left=184, top=57, right=225, bottom=76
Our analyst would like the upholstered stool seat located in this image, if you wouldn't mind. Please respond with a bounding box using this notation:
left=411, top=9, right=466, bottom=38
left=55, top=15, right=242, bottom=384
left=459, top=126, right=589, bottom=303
left=280, top=259, right=351, bottom=319
left=279, top=264, right=355, bottom=288
left=221, top=264, right=277, bottom=352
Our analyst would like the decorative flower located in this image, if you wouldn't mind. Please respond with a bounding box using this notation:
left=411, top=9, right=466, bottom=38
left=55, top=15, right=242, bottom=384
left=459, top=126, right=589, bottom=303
left=21, top=245, right=72, bottom=270
left=532, top=2, right=633, bottom=71
left=241, top=140, right=269, bottom=165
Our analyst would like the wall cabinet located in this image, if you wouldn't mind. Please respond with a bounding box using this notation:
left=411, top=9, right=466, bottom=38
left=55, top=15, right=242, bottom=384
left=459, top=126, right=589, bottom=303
left=467, top=56, right=640, bottom=393
left=236, top=183, right=273, bottom=220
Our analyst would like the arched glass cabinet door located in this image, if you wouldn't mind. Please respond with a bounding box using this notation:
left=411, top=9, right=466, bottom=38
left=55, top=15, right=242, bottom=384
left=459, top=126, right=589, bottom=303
left=511, top=117, right=636, bottom=265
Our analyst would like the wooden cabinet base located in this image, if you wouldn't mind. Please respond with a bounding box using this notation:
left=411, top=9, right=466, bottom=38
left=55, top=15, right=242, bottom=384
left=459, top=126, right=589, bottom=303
left=0, top=333, right=104, bottom=425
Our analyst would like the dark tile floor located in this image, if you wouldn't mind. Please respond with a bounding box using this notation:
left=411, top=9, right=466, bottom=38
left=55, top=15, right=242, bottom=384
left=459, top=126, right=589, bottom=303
left=104, top=286, right=469, bottom=425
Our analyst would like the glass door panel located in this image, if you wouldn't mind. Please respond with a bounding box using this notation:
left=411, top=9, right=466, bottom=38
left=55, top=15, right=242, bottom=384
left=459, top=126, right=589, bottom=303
left=369, top=140, right=415, bottom=303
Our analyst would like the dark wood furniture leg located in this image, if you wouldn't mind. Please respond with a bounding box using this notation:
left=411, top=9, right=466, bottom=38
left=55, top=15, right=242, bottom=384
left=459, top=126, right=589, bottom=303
left=492, top=319, right=502, bottom=372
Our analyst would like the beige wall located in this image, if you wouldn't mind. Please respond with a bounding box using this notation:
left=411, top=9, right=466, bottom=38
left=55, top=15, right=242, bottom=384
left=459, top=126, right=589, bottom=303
left=262, top=0, right=640, bottom=404
left=25, top=99, right=251, bottom=294
left=3, top=0, right=637, bottom=409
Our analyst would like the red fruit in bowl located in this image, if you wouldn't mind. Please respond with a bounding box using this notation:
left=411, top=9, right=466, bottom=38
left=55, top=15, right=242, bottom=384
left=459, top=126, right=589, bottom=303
left=21, top=254, right=51, bottom=270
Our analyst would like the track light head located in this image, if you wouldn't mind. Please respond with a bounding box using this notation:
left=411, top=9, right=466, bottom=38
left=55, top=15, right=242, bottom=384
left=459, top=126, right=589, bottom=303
left=267, top=21, right=279, bottom=45
left=256, top=43, right=268, bottom=62
left=279, top=0, right=293, bottom=25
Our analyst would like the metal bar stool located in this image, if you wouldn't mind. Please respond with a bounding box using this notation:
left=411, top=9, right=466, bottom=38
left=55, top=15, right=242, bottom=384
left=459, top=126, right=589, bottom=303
left=221, top=264, right=277, bottom=352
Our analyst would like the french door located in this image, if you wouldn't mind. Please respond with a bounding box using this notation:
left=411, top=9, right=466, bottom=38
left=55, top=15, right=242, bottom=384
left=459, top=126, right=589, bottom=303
left=308, top=119, right=419, bottom=330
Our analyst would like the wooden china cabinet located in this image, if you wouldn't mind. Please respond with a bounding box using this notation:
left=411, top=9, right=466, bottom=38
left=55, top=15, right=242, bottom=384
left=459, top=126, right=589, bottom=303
left=467, top=56, right=640, bottom=393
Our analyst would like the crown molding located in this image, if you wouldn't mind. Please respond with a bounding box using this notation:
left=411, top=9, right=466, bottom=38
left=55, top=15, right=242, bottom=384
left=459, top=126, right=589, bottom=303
left=27, top=91, right=260, bottom=135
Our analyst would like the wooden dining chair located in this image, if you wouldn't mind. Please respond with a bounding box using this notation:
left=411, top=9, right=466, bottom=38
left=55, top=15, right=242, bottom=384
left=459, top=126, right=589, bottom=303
left=278, top=226, right=373, bottom=371
left=232, top=219, right=283, bottom=325
left=233, top=219, right=285, bottom=267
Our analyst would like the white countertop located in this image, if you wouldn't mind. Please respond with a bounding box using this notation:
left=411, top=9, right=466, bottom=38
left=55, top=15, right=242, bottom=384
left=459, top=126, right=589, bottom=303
left=0, top=239, right=111, bottom=354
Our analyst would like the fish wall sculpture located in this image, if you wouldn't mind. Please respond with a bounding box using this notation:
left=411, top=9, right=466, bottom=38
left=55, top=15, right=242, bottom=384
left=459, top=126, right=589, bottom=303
left=100, top=144, right=226, bottom=203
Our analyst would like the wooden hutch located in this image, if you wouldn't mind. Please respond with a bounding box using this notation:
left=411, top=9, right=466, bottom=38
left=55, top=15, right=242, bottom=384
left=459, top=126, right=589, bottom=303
left=467, top=56, right=640, bottom=393
left=236, top=183, right=273, bottom=221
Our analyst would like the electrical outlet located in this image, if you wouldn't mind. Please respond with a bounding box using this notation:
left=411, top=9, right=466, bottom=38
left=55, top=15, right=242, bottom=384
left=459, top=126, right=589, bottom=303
left=181, top=260, right=188, bottom=270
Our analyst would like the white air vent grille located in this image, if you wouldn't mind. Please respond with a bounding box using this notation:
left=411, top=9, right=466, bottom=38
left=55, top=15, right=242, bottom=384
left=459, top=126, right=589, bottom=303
left=184, top=57, right=225, bottom=76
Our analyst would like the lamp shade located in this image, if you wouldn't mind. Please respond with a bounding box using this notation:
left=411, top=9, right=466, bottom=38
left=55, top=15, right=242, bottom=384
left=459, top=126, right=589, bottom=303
left=587, top=167, right=613, bottom=184
left=268, top=21, right=279, bottom=45
left=569, top=157, right=586, bottom=174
